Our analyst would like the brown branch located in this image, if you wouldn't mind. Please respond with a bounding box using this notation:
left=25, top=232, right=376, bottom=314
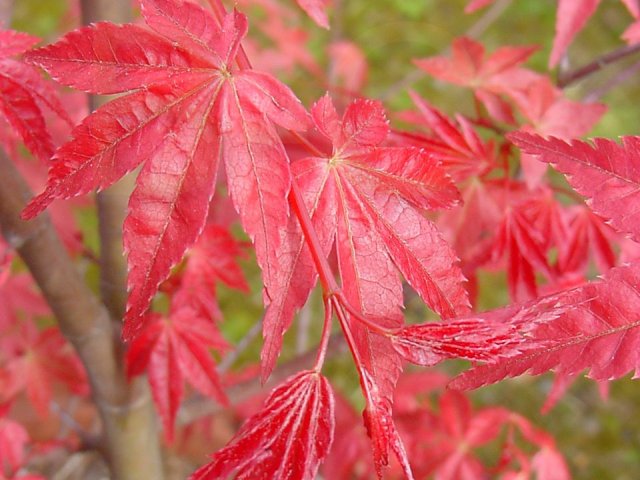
left=72, top=1, right=164, bottom=478
left=557, top=43, right=640, bottom=88
left=80, top=0, right=133, bottom=322
left=0, top=150, right=164, bottom=480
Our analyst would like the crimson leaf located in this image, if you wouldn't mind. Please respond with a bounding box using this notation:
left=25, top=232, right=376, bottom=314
left=21, top=0, right=309, bottom=338
left=510, top=132, right=640, bottom=243
left=191, top=370, right=334, bottom=480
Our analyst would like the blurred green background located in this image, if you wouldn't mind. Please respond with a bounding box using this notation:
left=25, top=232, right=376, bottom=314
left=11, top=0, right=640, bottom=478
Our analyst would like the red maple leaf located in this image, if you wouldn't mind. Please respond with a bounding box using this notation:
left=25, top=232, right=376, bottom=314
left=0, top=271, right=49, bottom=331
left=191, top=370, right=334, bottom=480
left=126, top=308, right=228, bottom=441
left=510, top=133, right=640, bottom=243
left=21, top=0, right=309, bottom=339
left=486, top=196, right=556, bottom=301
left=0, top=322, right=87, bottom=417
left=390, top=297, right=560, bottom=367
left=452, top=263, right=640, bottom=389
left=558, top=206, right=616, bottom=277
left=398, top=91, right=497, bottom=181
left=0, top=29, right=71, bottom=162
left=511, top=77, right=605, bottom=186
left=167, top=224, right=249, bottom=323
left=261, top=94, right=469, bottom=379
left=414, top=37, right=539, bottom=123
left=466, top=0, right=638, bottom=67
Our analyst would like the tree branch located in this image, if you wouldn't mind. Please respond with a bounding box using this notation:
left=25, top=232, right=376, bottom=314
left=68, top=1, right=165, bottom=478
left=0, top=150, right=164, bottom=480
left=80, top=0, right=133, bottom=322
left=557, top=43, right=640, bottom=88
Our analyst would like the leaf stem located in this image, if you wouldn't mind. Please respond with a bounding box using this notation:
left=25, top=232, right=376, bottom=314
left=289, top=181, right=341, bottom=294
left=313, top=299, right=334, bottom=371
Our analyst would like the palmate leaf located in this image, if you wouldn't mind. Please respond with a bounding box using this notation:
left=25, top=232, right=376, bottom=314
left=261, top=94, right=469, bottom=380
left=126, top=309, right=228, bottom=441
left=21, top=0, right=309, bottom=339
left=414, top=37, right=538, bottom=123
left=191, top=370, right=334, bottom=480
left=450, top=133, right=640, bottom=397
left=452, top=263, right=640, bottom=389
left=510, top=132, right=640, bottom=243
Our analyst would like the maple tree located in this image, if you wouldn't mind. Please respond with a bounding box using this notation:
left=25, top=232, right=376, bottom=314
left=2, top=0, right=640, bottom=478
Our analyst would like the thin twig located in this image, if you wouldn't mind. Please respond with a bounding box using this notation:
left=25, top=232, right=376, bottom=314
left=557, top=43, right=640, bottom=88
left=583, top=59, right=640, bottom=102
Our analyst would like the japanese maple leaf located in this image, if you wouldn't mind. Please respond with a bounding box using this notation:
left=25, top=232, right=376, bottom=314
left=0, top=410, right=46, bottom=480
left=126, top=308, right=228, bottom=441
left=511, top=78, right=605, bottom=186
left=467, top=0, right=639, bottom=66
left=1, top=322, right=87, bottom=417
left=429, top=391, right=511, bottom=479
left=510, top=133, right=640, bottom=243
left=558, top=206, right=616, bottom=277
left=0, top=272, right=49, bottom=330
left=261, top=94, right=469, bottom=380
left=548, top=0, right=640, bottom=66
left=452, top=263, right=640, bottom=389
left=400, top=91, right=497, bottom=181
left=328, top=41, right=368, bottom=94
left=514, top=78, right=606, bottom=139
left=0, top=29, right=71, bottom=162
left=191, top=370, right=334, bottom=480
left=486, top=198, right=555, bottom=302
left=167, top=224, right=248, bottom=323
left=21, top=0, right=309, bottom=339
left=0, top=414, right=28, bottom=477
left=414, top=37, right=539, bottom=123
left=390, top=295, right=562, bottom=368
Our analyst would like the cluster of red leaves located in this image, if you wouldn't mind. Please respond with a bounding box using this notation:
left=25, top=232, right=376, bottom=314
left=3, top=0, right=640, bottom=478
left=323, top=372, right=568, bottom=480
